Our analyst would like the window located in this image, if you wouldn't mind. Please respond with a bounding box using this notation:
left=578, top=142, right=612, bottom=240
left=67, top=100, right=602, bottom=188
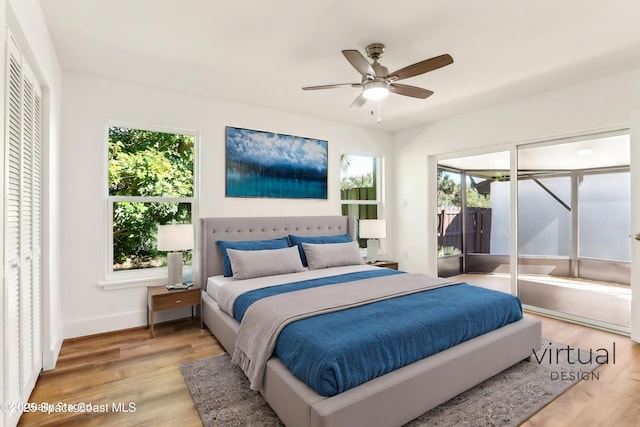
left=107, top=126, right=195, bottom=277
left=340, top=154, right=382, bottom=247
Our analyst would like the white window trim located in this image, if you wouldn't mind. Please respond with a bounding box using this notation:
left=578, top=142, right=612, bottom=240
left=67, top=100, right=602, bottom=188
left=99, top=123, right=199, bottom=290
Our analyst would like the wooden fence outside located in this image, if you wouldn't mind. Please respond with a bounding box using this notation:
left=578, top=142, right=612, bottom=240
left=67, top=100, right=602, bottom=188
left=437, top=206, right=492, bottom=254
left=340, top=187, right=378, bottom=219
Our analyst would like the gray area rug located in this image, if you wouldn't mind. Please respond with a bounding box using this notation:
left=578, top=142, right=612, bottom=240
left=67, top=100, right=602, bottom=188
left=180, top=340, right=600, bottom=426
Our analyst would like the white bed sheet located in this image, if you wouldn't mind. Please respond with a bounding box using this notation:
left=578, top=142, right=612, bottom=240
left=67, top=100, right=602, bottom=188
left=206, top=264, right=381, bottom=303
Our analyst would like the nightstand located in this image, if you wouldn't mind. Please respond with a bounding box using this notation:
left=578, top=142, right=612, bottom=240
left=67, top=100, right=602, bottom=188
left=147, top=285, right=202, bottom=337
left=369, top=260, right=399, bottom=270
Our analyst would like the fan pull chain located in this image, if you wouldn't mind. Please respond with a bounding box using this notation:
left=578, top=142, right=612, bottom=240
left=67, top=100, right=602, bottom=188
left=371, top=101, right=383, bottom=124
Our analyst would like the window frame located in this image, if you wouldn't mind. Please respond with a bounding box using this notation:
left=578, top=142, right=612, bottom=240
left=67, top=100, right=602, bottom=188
left=101, top=122, right=199, bottom=289
left=340, top=153, right=383, bottom=207
left=340, top=153, right=385, bottom=249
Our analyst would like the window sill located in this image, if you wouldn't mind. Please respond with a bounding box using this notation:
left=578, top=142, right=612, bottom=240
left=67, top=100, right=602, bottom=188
left=98, top=274, right=168, bottom=291
left=99, top=266, right=193, bottom=291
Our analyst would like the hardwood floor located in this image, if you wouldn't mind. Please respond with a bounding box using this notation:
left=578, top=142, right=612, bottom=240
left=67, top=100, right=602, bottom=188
left=522, top=314, right=640, bottom=427
left=19, top=314, right=640, bottom=426
left=19, top=318, right=223, bottom=427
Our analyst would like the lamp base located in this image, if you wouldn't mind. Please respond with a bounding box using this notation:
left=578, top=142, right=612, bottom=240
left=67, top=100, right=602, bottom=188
left=167, top=252, right=183, bottom=286
left=366, top=239, right=379, bottom=263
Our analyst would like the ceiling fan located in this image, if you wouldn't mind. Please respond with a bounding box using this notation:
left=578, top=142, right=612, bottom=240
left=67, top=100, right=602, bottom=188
left=302, top=43, right=453, bottom=108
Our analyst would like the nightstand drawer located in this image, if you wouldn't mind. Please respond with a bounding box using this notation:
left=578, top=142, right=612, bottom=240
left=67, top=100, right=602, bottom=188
left=370, top=261, right=399, bottom=270
left=152, top=289, right=200, bottom=311
left=147, top=286, right=202, bottom=337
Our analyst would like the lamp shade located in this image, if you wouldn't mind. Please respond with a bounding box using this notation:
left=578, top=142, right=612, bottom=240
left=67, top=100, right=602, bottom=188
left=157, top=224, right=193, bottom=251
left=359, top=219, right=386, bottom=239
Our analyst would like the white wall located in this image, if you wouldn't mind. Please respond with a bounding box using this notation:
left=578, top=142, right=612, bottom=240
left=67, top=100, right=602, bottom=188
left=2, top=0, right=63, bottom=370
left=60, top=73, right=394, bottom=338
left=393, top=68, right=640, bottom=340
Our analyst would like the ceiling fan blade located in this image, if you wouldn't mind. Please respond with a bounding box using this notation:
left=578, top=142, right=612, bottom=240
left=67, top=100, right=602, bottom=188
left=388, top=54, right=453, bottom=81
left=389, top=83, right=434, bottom=99
left=302, top=83, right=361, bottom=91
left=350, top=93, right=367, bottom=108
left=342, top=50, right=376, bottom=77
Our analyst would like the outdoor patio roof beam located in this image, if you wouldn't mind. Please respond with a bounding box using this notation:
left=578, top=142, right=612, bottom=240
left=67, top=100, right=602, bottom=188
left=530, top=176, right=571, bottom=211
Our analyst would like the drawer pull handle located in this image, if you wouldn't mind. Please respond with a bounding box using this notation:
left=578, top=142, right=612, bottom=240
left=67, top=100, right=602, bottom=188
left=175, top=300, right=182, bottom=303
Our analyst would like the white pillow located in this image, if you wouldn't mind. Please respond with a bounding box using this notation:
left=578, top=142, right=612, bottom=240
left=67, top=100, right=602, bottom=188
left=302, top=241, right=365, bottom=270
left=227, top=246, right=305, bottom=280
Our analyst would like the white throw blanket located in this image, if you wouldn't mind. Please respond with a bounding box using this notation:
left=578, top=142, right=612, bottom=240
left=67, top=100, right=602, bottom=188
left=231, top=272, right=454, bottom=391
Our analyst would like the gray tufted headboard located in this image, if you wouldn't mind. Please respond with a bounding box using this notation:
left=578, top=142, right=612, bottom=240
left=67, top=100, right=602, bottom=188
left=197, top=216, right=355, bottom=288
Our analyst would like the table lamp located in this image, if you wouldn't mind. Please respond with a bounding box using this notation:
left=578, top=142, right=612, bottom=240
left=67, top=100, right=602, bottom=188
left=359, top=219, right=386, bottom=262
left=157, top=224, right=193, bottom=286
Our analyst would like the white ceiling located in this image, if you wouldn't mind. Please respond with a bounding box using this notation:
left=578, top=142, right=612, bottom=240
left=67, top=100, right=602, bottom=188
left=38, top=0, right=640, bottom=132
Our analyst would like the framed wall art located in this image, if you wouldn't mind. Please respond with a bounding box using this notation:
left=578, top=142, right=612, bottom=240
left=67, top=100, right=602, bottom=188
left=225, top=126, right=328, bottom=199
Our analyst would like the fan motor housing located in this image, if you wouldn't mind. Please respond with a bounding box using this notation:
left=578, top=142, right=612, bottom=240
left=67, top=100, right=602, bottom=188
left=365, top=43, right=386, bottom=60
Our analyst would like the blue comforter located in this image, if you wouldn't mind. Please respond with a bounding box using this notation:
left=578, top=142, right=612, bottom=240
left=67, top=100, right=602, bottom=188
left=233, top=270, right=523, bottom=397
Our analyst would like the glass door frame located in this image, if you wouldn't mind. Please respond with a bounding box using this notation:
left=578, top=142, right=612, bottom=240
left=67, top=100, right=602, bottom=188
left=432, top=127, right=633, bottom=337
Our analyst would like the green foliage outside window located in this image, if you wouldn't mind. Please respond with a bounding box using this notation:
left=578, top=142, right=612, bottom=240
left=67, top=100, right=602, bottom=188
left=108, top=127, right=194, bottom=270
left=437, top=170, right=490, bottom=208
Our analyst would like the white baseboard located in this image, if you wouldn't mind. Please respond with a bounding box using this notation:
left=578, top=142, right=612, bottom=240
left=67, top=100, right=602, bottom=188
left=42, top=331, right=63, bottom=371
left=63, top=306, right=193, bottom=339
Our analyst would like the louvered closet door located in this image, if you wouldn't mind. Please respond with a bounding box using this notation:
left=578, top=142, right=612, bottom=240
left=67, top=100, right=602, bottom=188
left=31, top=76, right=42, bottom=373
left=5, top=35, right=23, bottom=411
left=3, top=34, right=43, bottom=426
left=20, top=59, right=41, bottom=396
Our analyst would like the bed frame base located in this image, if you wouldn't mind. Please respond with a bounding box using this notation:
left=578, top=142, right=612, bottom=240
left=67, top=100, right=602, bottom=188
left=202, top=292, right=541, bottom=427
left=198, top=216, right=541, bottom=427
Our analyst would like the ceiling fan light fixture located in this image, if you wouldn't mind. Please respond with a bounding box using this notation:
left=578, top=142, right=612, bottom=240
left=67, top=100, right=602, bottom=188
left=362, top=80, right=389, bottom=100
left=302, top=44, right=453, bottom=108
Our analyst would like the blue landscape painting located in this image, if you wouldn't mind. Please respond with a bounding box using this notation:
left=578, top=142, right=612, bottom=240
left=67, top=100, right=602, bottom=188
left=225, top=126, right=328, bottom=199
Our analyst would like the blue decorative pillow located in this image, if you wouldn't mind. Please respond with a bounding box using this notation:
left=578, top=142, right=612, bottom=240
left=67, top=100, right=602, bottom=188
left=288, top=234, right=352, bottom=266
left=217, top=237, right=290, bottom=277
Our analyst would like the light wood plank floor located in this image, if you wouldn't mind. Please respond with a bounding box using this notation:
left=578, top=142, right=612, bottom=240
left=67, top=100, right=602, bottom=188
left=19, top=318, right=222, bottom=427
left=522, top=314, right=640, bottom=427
left=18, top=315, right=640, bottom=426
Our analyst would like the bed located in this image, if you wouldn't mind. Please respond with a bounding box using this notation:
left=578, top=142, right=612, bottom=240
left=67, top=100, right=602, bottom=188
left=197, top=215, right=541, bottom=427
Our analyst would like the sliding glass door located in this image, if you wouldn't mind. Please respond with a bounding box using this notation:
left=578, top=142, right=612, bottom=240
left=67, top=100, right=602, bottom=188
left=517, top=132, right=631, bottom=331
left=435, top=131, right=631, bottom=333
